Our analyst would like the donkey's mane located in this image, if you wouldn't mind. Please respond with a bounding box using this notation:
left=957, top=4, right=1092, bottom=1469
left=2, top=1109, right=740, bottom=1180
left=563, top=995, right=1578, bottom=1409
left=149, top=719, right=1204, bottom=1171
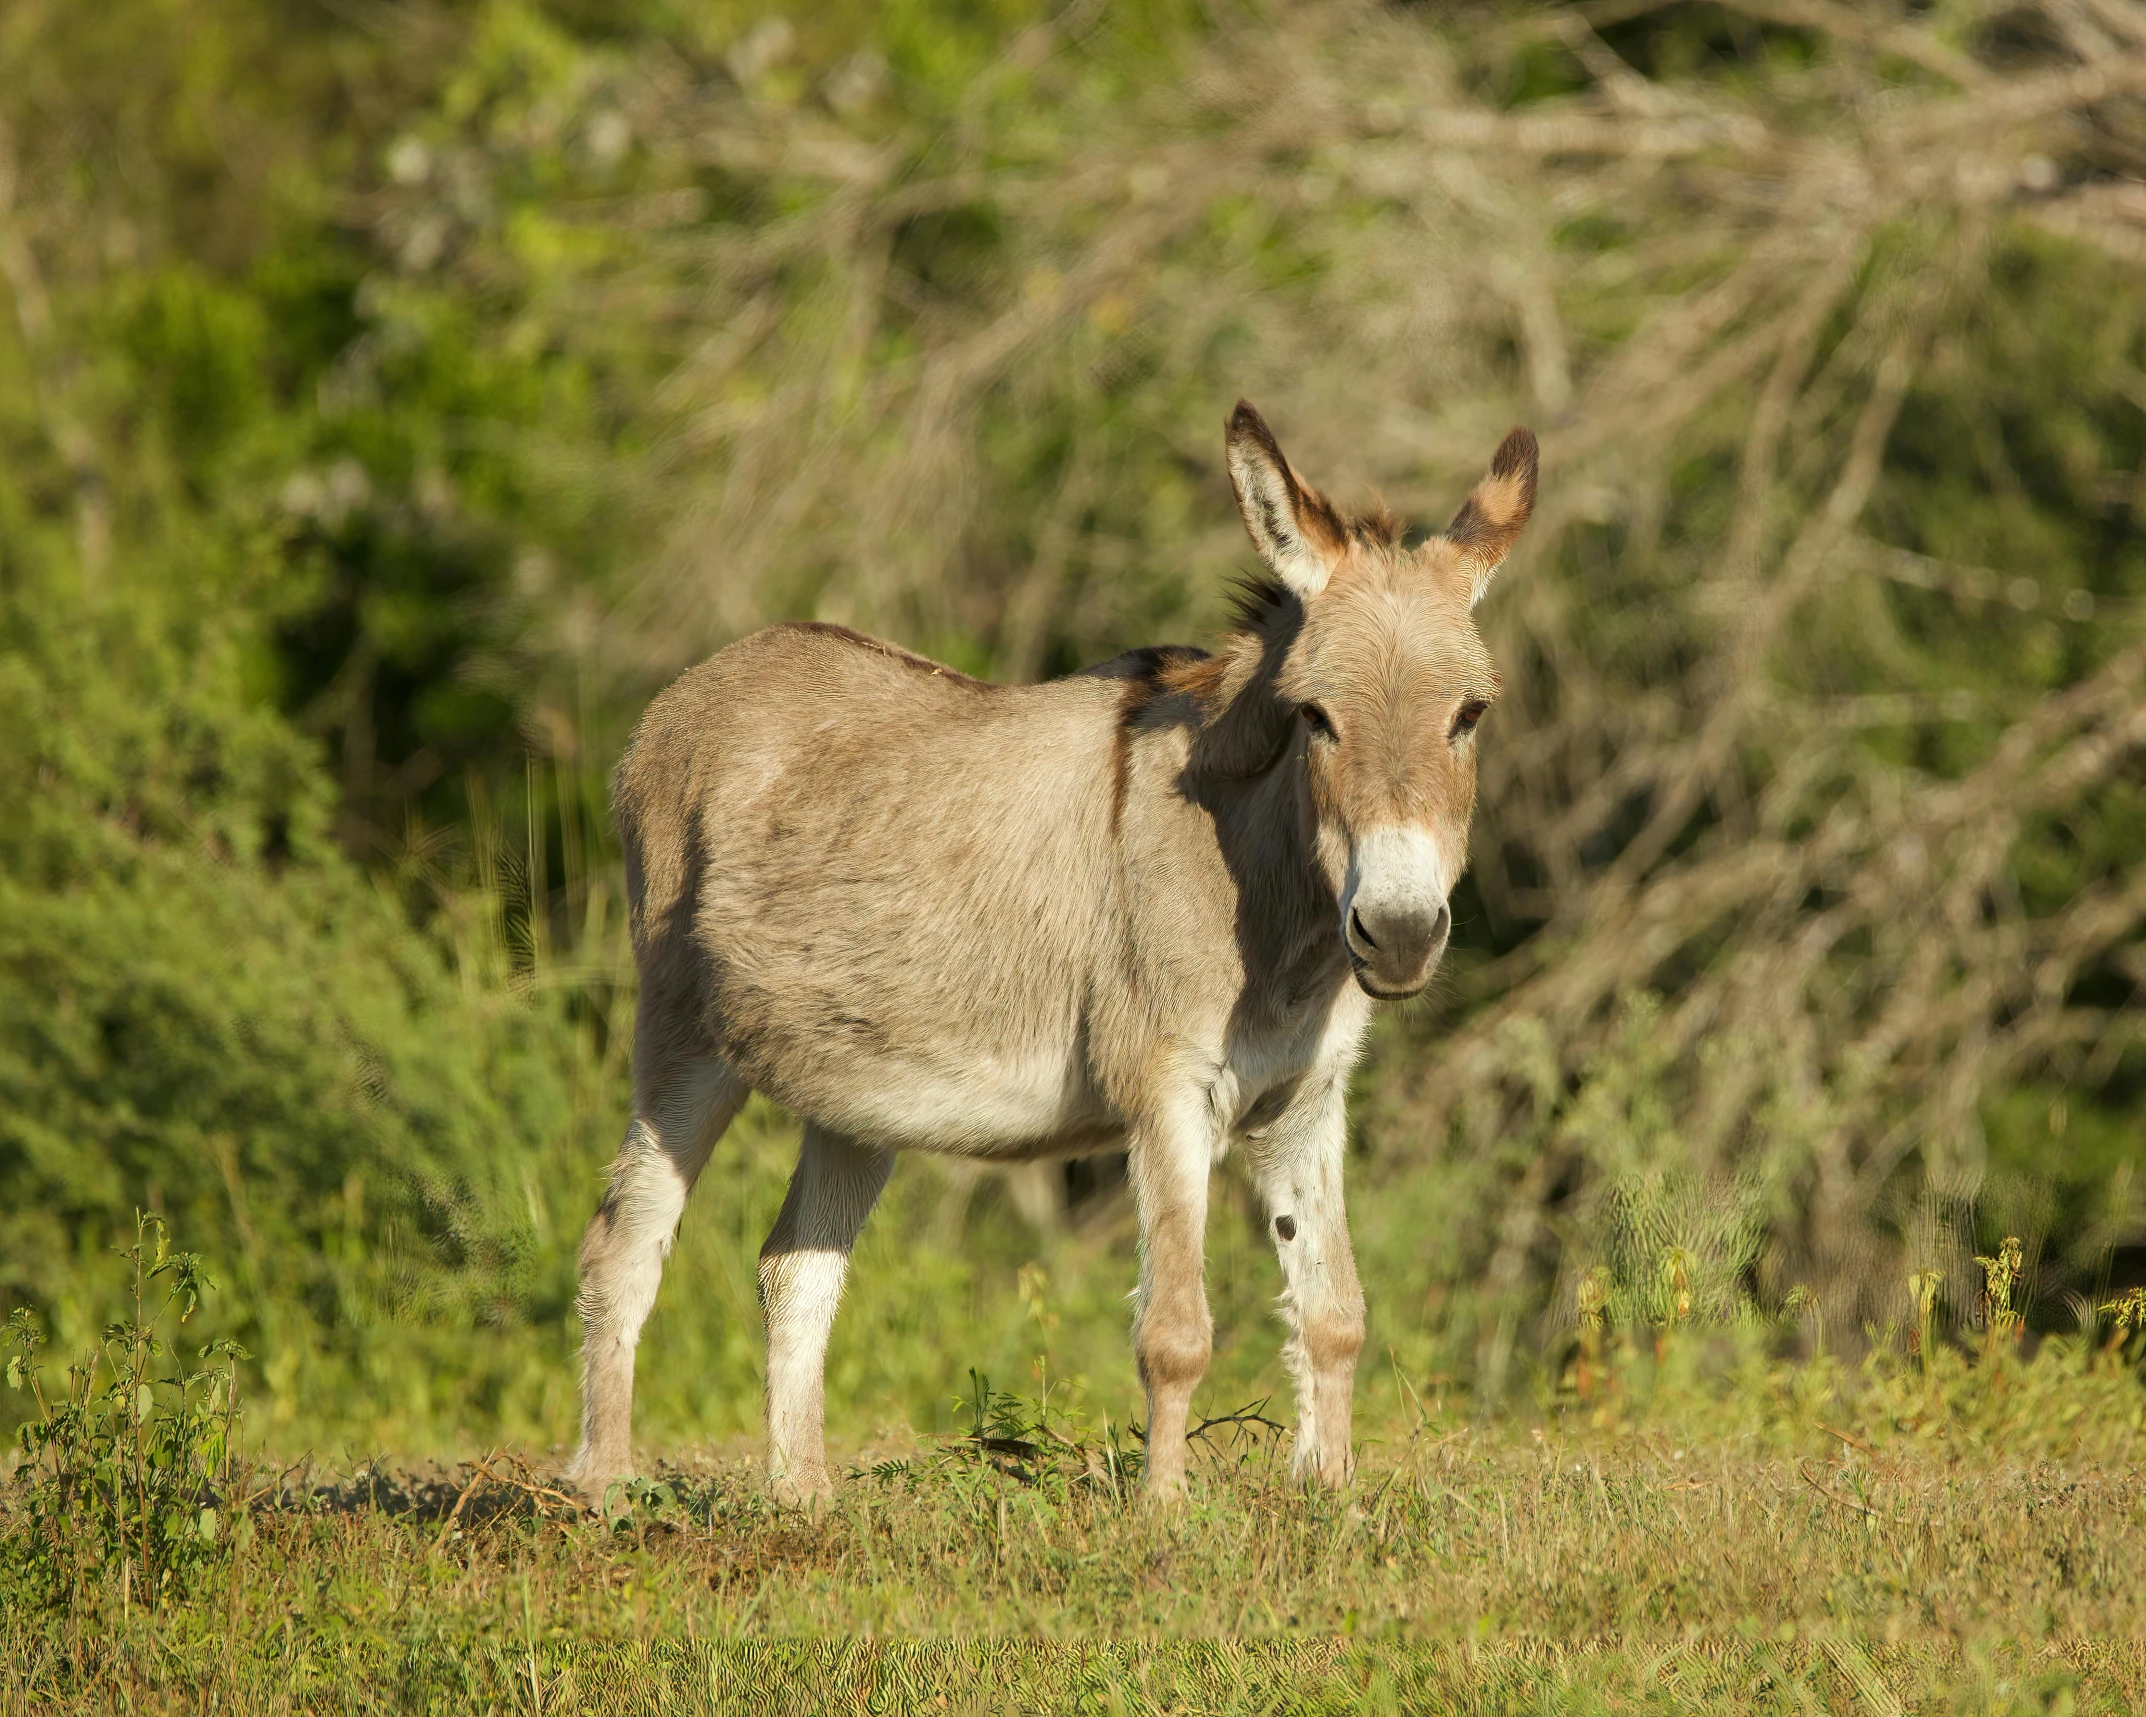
left=1224, top=573, right=1296, bottom=635
left=1343, top=504, right=1405, bottom=551
left=1222, top=504, right=1405, bottom=636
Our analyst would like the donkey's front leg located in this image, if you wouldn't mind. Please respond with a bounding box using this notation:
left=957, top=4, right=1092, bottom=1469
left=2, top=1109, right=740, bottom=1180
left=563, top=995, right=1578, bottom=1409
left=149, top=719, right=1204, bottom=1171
left=757, top=1124, right=893, bottom=1504
left=1249, top=1077, right=1364, bottom=1485
left=1130, top=1110, right=1214, bottom=1499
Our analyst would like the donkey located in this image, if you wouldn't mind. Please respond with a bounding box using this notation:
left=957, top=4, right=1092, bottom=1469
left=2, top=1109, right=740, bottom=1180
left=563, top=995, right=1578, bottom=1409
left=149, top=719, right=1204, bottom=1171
left=570, top=403, right=1537, bottom=1502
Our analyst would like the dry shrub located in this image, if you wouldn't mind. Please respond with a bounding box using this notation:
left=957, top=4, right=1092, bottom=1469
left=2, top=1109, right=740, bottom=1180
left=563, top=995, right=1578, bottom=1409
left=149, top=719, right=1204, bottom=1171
left=406, top=1, right=2146, bottom=1368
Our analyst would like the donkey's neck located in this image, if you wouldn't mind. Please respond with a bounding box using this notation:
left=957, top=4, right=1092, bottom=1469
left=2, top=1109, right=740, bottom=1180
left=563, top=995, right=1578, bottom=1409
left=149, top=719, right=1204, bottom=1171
left=1180, top=628, right=1296, bottom=782
left=1178, top=629, right=1350, bottom=1012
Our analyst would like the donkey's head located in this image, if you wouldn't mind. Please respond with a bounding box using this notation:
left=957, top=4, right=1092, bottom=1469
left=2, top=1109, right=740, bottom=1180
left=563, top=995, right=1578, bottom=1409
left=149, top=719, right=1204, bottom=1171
left=1225, top=402, right=1537, bottom=999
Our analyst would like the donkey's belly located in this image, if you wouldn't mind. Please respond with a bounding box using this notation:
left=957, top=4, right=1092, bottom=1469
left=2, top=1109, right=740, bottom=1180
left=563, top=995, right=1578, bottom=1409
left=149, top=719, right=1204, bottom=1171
left=764, top=1035, right=1115, bottom=1156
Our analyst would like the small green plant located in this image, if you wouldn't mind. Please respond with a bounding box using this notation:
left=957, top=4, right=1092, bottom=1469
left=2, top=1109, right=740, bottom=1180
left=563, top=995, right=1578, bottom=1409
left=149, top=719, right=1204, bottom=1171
left=942, top=1371, right=1150, bottom=1499
left=956, top=1369, right=1057, bottom=1479
left=2102, top=1286, right=2146, bottom=1356
left=2, top=1213, right=251, bottom=1610
left=1975, top=1236, right=2026, bottom=1352
left=596, top=1473, right=681, bottom=1543
left=1573, top=1267, right=1613, bottom=1406
left=1908, top=1268, right=1944, bottom=1361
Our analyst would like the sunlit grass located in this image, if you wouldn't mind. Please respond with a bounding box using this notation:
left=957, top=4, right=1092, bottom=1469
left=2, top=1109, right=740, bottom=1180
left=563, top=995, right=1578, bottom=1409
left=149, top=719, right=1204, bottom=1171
left=7, top=1405, right=2144, bottom=1712
left=9, top=1244, right=2145, bottom=1711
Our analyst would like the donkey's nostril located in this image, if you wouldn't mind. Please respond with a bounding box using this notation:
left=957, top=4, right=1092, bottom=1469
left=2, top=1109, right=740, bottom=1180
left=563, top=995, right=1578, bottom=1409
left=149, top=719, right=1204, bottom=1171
left=1349, top=908, right=1379, bottom=951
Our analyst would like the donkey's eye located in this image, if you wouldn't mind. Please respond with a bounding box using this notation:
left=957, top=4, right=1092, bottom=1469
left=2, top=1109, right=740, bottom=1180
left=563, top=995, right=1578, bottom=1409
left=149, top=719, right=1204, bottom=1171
left=1451, top=700, right=1489, bottom=740
left=1300, top=703, right=1337, bottom=741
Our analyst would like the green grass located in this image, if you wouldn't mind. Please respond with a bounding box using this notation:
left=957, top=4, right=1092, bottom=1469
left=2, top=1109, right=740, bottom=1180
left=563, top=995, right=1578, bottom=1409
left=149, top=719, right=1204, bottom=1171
left=7, top=1433, right=2144, bottom=1712
left=9, top=1321, right=2146, bottom=1713
left=9, top=1216, right=2145, bottom=1713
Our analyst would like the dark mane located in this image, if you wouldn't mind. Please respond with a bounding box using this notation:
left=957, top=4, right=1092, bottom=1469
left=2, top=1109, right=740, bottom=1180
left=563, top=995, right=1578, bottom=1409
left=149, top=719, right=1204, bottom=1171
left=1224, top=573, right=1296, bottom=634
left=1223, top=504, right=1405, bottom=635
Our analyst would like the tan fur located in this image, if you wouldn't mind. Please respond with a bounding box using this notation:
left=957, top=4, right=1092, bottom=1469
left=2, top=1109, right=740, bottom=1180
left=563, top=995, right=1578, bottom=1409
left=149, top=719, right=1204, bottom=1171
left=569, top=403, right=1537, bottom=1502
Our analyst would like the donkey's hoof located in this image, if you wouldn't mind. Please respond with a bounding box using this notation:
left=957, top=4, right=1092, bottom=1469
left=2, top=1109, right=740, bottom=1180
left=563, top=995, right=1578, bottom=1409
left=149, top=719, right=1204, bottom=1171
left=768, top=1469, right=835, bottom=1510
left=1141, top=1470, right=1190, bottom=1509
left=568, top=1453, right=634, bottom=1509
left=1289, top=1455, right=1355, bottom=1491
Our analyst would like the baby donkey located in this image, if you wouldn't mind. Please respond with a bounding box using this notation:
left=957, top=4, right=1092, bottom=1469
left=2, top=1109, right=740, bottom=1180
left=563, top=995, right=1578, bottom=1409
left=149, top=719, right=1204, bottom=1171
left=572, top=403, right=1537, bottom=1501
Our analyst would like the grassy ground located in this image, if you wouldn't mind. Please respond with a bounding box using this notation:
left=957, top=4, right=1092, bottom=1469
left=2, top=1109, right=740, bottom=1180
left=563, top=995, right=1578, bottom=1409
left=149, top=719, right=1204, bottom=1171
left=8, top=1343, right=2145, bottom=1716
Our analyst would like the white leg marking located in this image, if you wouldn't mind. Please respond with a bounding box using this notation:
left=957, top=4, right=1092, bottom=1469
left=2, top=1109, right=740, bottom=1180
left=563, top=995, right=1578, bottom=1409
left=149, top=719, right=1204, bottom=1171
left=1247, top=1077, right=1364, bottom=1485
left=759, top=1125, right=894, bottom=1503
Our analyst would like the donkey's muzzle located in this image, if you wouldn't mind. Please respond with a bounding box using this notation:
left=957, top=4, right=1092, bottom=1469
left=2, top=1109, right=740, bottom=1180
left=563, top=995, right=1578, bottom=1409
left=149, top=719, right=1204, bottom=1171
left=1345, top=900, right=1450, bottom=998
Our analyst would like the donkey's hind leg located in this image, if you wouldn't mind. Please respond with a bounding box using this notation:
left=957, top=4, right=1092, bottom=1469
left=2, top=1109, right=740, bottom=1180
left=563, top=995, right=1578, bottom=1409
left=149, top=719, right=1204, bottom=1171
left=758, top=1124, right=893, bottom=1504
left=571, top=1048, right=745, bottom=1500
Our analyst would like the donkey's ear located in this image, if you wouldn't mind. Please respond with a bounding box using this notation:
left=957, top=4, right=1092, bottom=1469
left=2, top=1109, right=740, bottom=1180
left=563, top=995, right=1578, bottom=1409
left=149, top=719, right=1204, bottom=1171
left=1226, top=401, right=1348, bottom=599
left=1441, top=426, right=1538, bottom=608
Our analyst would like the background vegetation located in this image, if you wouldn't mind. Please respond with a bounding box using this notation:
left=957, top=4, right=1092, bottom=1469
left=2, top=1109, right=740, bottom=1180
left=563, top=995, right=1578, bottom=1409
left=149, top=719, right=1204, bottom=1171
left=2, top=0, right=2144, bottom=1475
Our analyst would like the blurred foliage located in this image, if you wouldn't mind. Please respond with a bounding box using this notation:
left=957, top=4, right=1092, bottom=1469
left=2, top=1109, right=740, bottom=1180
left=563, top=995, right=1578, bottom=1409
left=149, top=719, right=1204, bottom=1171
left=0, top=0, right=2142, bottom=1461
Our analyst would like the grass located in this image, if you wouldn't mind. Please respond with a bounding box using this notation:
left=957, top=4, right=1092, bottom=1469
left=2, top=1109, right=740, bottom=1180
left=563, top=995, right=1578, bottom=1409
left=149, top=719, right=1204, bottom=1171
left=6, top=1438, right=2143, bottom=1712
left=8, top=1219, right=2146, bottom=1713
left=8, top=1333, right=2146, bottom=1714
